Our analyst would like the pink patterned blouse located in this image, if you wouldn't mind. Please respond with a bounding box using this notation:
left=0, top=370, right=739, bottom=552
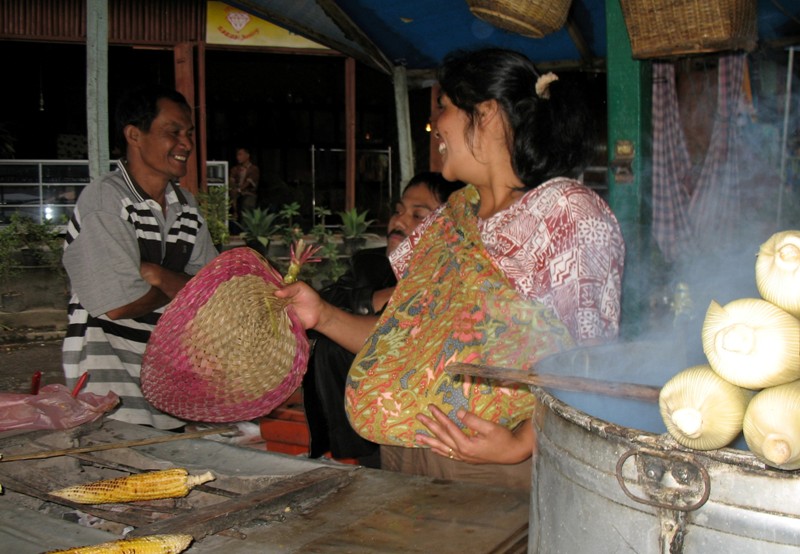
left=389, top=178, right=625, bottom=345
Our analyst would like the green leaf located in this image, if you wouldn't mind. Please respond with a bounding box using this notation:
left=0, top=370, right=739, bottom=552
left=337, top=208, right=374, bottom=238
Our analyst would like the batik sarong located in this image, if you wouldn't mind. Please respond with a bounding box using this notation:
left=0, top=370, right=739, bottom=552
left=345, top=186, right=575, bottom=446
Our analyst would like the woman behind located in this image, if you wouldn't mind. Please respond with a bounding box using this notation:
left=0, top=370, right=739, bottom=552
left=278, top=48, right=624, bottom=490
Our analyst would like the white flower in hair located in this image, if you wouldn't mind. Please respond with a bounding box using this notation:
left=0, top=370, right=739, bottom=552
left=535, top=72, right=559, bottom=99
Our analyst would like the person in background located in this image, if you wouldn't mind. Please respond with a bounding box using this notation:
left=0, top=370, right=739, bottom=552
left=304, top=171, right=463, bottom=467
left=277, top=47, right=625, bottom=490
left=229, top=146, right=259, bottom=222
left=61, top=84, right=218, bottom=430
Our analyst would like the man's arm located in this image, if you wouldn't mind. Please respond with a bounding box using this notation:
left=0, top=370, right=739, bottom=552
left=106, top=262, right=190, bottom=320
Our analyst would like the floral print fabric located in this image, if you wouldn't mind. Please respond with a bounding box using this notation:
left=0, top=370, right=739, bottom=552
left=392, top=178, right=625, bottom=345
left=345, top=185, right=582, bottom=446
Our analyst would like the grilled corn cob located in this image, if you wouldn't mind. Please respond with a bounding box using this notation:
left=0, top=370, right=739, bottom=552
left=43, top=533, right=193, bottom=553
left=50, top=468, right=215, bottom=504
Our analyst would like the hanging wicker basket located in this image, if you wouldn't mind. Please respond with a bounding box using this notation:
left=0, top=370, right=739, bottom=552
left=466, top=0, right=571, bottom=38
left=619, top=0, right=757, bottom=59
left=141, top=247, right=309, bottom=423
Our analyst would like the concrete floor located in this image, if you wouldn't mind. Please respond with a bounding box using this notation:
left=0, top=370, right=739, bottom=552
left=0, top=339, right=64, bottom=394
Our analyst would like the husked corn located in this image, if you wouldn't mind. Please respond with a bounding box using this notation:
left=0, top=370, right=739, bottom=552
left=43, top=533, right=193, bottom=553
left=50, top=468, right=215, bottom=504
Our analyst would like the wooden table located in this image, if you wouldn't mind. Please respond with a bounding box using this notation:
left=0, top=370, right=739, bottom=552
left=0, top=419, right=529, bottom=553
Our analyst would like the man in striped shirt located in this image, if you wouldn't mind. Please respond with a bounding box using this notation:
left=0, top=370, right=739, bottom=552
left=62, top=85, right=218, bottom=429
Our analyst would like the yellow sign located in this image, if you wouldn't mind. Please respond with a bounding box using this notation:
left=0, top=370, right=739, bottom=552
left=206, top=1, right=328, bottom=49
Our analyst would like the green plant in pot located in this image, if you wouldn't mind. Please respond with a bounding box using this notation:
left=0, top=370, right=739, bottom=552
left=278, top=201, right=303, bottom=249
left=0, top=213, right=64, bottom=312
left=2, top=213, right=63, bottom=267
left=338, top=208, right=374, bottom=255
left=240, top=207, right=282, bottom=257
left=198, top=185, right=230, bottom=250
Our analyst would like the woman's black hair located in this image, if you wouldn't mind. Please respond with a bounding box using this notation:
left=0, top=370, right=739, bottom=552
left=437, top=48, right=594, bottom=190
left=114, top=84, right=190, bottom=153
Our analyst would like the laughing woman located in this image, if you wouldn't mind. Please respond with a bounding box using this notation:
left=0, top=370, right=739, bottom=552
left=277, top=48, right=624, bottom=489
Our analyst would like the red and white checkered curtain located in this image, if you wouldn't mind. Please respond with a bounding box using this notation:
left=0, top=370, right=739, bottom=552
left=652, top=62, right=695, bottom=262
left=651, top=54, right=746, bottom=263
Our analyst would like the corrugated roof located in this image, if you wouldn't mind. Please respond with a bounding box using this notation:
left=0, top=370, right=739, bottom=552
left=229, top=0, right=800, bottom=73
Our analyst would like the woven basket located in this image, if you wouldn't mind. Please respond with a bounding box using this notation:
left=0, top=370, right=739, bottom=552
left=141, top=247, right=309, bottom=422
left=619, top=0, right=757, bottom=59
left=466, top=0, right=571, bottom=38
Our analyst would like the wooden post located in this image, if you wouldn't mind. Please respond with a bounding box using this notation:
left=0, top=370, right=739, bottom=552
left=174, top=42, right=198, bottom=194
left=429, top=83, right=442, bottom=174
left=196, top=41, right=208, bottom=193
left=393, top=65, right=414, bottom=189
left=345, top=57, right=356, bottom=210
left=605, top=0, right=652, bottom=339
left=86, top=0, right=109, bottom=182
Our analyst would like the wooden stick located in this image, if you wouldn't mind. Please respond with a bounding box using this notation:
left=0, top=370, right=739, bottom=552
left=0, top=425, right=239, bottom=463
left=127, top=466, right=354, bottom=540
left=445, top=362, right=661, bottom=403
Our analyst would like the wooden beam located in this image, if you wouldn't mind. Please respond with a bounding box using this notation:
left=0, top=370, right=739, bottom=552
left=86, top=0, right=109, bottom=182
left=429, top=83, right=442, bottom=174
left=393, top=65, right=414, bottom=188
left=197, top=40, right=208, bottom=192
left=605, top=0, right=652, bottom=339
left=345, top=57, right=356, bottom=210
left=174, top=42, right=198, bottom=194
left=232, top=0, right=392, bottom=74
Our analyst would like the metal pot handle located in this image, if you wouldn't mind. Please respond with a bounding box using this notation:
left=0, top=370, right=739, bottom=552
left=615, top=447, right=711, bottom=512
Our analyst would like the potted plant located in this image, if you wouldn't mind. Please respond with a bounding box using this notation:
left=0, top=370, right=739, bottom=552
left=239, top=207, right=282, bottom=257
left=338, top=208, right=374, bottom=255
left=198, top=185, right=231, bottom=251
left=4, top=213, right=63, bottom=267
left=278, top=202, right=303, bottom=251
left=0, top=214, right=64, bottom=312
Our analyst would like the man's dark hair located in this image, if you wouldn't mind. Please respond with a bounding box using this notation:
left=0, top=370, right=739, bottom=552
left=114, top=84, right=190, bottom=153
left=406, top=171, right=464, bottom=204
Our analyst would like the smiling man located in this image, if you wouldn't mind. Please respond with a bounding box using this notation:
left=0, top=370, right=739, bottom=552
left=61, top=85, right=218, bottom=430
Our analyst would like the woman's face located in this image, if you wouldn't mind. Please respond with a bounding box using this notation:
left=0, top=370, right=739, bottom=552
left=434, top=94, right=475, bottom=184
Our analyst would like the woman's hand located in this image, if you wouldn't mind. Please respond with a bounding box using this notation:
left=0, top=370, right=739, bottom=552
left=415, top=404, right=535, bottom=465
left=276, top=281, right=380, bottom=353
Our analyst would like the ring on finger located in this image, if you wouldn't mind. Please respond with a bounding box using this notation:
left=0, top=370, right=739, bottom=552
left=448, top=447, right=455, bottom=459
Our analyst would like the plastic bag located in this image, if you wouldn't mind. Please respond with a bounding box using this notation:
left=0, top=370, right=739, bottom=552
left=0, top=384, right=119, bottom=432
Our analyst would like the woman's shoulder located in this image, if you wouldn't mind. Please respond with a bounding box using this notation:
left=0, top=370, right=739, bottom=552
left=523, top=176, right=596, bottom=200
left=518, top=177, right=616, bottom=217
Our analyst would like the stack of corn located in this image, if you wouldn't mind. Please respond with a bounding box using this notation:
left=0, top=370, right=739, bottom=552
left=659, top=230, right=800, bottom=470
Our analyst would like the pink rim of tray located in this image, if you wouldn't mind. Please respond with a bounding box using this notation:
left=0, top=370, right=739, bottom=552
left=141, top=247, right=310, bottom=422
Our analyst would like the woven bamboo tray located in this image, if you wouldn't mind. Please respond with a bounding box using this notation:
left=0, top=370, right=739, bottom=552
left=141, top=247, right=309, bottom=422
left=466, top=0, right=571, bottom=38
left=619, top=0, right=757, bottom=59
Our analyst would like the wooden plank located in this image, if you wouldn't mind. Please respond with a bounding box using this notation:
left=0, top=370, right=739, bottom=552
left=0, top=425, right=238, bottom=463
left=67, top=452, right=238, bottom=498
left=486, top=522, right=528, bottom=554
left=128, top=466, right=354, bottom=540
left=446, top=362, right=661, bottom=403
left=0, top=472, right=165, bottom=528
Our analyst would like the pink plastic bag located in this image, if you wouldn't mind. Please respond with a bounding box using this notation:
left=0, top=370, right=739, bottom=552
left=0, top=384, right=119, bottom=432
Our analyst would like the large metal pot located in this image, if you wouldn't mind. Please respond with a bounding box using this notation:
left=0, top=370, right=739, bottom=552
left=528, top=340, right=800, bottom=553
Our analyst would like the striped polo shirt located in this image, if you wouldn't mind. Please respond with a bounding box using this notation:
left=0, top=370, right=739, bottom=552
left=62, top=162, right=217, bottom=429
